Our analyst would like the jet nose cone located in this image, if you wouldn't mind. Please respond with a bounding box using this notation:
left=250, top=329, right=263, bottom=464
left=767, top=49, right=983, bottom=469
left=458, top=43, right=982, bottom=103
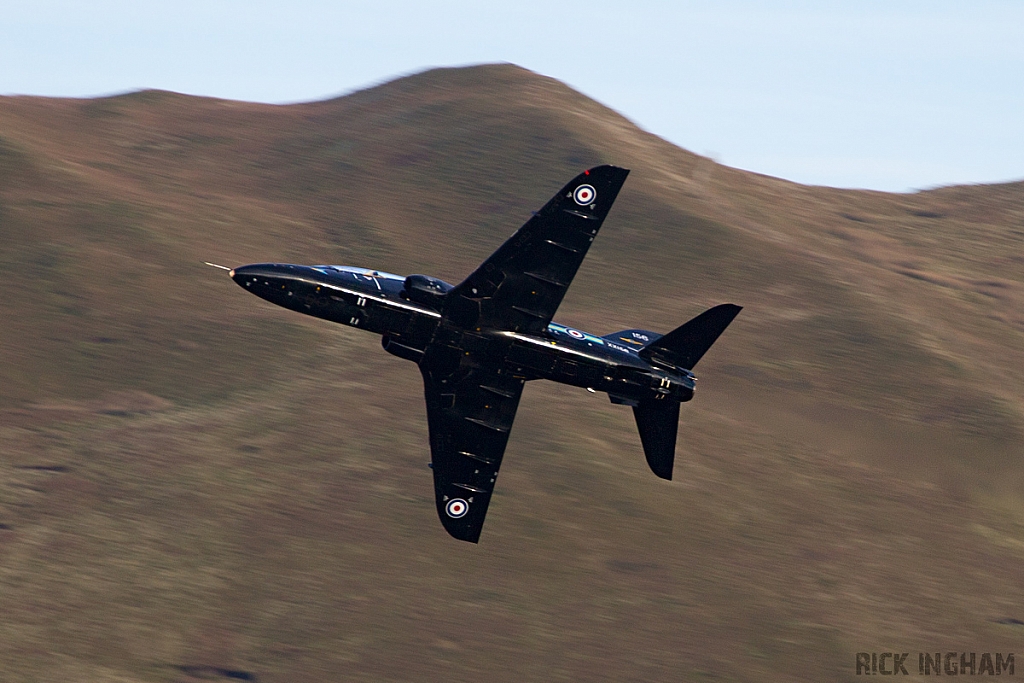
left=229, top=263, right=274, bottom=283
left=228, top=263, right=268, bottom=290
left=229, top=263, right=309, bottom=291
left=229, top=264, right=261, bottom=283
left=229, top=264, right=255, bottom=286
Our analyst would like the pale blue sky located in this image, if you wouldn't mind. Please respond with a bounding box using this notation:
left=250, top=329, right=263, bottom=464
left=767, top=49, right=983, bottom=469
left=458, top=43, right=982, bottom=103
left=3, top=0, right=1022, bottom=191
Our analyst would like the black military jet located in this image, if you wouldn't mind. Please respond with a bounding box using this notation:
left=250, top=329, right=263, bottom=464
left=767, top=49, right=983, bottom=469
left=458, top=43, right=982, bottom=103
left=221, top=166, right=740, bottom=542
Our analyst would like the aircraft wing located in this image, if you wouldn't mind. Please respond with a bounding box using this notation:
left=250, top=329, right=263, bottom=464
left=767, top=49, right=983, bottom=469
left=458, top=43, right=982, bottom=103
left=443, top=165, right=630, bottom=333
left=419, top=348, right=526, bottom=542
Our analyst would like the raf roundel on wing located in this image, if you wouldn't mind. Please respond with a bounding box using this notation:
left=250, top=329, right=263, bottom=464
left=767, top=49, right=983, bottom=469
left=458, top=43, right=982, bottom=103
left=573, top=184, right=596, bottom=205
left=446, top=499, right=469, bottom=518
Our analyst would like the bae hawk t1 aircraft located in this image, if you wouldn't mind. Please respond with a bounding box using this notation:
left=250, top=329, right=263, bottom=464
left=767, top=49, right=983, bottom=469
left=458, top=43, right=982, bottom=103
left=219, top=166, right=740, bottom=542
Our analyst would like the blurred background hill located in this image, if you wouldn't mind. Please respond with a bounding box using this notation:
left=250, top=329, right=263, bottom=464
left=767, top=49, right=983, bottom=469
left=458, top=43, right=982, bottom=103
left=1, top=64, right=1022, bottom=682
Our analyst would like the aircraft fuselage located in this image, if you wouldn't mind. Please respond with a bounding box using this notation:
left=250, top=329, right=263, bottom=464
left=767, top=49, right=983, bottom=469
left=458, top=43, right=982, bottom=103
left=223, top=165, right=741, bottom=542
left=231, top=263, right=695, bottom=404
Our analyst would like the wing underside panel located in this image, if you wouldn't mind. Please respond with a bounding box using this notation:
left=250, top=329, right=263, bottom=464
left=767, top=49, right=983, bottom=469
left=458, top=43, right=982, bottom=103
left=420, top=357, right=525, bottom=542
left=443, top=165, right=630, bottom=334
left=416, top=166, right=630, bottom=542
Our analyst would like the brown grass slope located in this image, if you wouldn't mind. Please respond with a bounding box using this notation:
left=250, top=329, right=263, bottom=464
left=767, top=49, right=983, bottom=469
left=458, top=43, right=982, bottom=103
left=1, top=64, right=1022, bottom=682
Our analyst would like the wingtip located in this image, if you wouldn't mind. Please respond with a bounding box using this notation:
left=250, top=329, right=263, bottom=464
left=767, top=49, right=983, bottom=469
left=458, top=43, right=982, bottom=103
left=443, top=525, right=481, bottom=544
left=585, top=164, right=630, bottom=176
left=714, top=303, right=743, bottom=316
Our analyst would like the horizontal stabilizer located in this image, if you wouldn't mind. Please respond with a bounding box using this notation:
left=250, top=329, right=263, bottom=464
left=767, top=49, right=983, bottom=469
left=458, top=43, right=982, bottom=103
left=633, top=399, right=680, bottom=480
left=638, top=304, right=741, bottom=370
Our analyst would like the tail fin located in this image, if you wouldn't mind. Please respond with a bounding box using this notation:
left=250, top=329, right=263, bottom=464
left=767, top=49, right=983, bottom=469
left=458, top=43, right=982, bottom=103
left=638, top=304, right=741, bottom=370
left=632, top=304, right=740, bottom=478
left=633, top=399, right=680, bottom=479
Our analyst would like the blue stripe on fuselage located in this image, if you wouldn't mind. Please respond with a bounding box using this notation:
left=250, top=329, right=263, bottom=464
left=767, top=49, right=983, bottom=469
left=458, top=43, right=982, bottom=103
left=547, top=323, right=638, bottom=361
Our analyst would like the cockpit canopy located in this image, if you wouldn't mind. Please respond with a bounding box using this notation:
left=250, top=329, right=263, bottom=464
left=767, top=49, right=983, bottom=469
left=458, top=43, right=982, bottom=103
left=313, top=265, right=404, bottom=281
left=402, top=274, right=454, bottom=310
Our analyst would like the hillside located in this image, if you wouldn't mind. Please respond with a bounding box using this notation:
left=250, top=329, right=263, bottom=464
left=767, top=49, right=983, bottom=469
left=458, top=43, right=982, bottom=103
left=1, top=64, right=1022, bottom=682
